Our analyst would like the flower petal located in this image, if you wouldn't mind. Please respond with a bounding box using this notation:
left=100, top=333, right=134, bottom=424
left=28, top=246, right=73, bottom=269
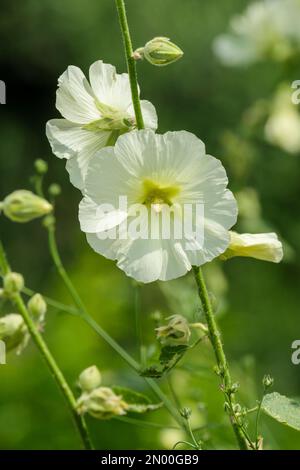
left=56, top=66, right=99, bottom=123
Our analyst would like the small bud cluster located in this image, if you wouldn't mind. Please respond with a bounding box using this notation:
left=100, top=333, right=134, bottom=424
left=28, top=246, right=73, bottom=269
left=76, top=366, right=128, bottom=420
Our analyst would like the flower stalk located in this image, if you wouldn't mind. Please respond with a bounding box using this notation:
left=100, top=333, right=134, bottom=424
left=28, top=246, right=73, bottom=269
left=0, top=240, right=93, bottom=450
left=115, top=0, right=145, bottom=129
left=193, top=266, right=249, bottom=450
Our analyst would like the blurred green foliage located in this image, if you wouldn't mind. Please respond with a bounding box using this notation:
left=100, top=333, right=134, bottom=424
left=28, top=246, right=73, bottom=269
left=1, top=0, right=300, bottom=450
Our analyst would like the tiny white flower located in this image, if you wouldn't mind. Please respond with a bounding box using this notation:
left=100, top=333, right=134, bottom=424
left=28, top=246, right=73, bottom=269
left=79, top=130, right=237, bottom=283
left=221, top=231, right=283, bottom=263
left=46, top=61, right=158, bottom=189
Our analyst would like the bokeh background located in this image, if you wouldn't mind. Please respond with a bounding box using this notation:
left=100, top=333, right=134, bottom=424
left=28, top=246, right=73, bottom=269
left=0, top=0, right=300, bottom=450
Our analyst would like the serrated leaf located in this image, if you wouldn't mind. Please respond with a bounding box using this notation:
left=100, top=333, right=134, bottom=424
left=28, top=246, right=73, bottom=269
left=262, top=392, right=300, bottom=431
left=111, top=386, right=162, bottom=413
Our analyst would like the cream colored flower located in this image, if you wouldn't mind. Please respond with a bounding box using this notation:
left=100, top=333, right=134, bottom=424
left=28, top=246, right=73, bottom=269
left=79, top=129, right=237, bottom=283
left=46, top=61, right=158, bottom=189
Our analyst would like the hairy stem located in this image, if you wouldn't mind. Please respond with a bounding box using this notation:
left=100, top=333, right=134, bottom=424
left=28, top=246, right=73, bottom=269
left=0, top=240, right=93, bottom=450
left=193, top=266, right=249, bottom=450
left=115, top=0, right=145, bottom=129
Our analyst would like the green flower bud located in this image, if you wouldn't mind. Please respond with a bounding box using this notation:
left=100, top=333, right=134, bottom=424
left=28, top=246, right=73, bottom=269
left=1, top=190, right=52, bottom=223
left=263, top=374, right=274, bottom=390
left=48, top=183, right=61, bottom=197
left=180, top=407, right=192, bottom=420
left=78, top=366, right=102, bottom=392
left=77, top=387, right=128, bottom=420
left=0, top=313, right=28, bottom=352
left=136, top=37, right=183, bottom=67
left=34, top=159, right=48, bottom=175
left=27, top=293, right=47, bottom=322
left=155, top=314, right=191, bottom=346
left=4, top=272, right=24, bottom=295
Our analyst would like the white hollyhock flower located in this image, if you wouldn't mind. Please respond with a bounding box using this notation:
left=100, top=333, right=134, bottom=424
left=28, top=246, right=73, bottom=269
left=221, top=231, right=283, bottom=263
left=79, top=130, right=237, bottom=283
left=46, top=61, right=158, bottom=189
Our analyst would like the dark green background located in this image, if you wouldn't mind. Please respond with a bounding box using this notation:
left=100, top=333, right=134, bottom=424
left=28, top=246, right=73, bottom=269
left=0, top=0, right=300, bottom=449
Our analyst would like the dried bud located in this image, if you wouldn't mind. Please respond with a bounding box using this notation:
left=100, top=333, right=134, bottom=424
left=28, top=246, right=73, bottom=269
left=0, top=313, right=28, bottom=352
left=220, top=232, right=283, bottom=263
left=34, top=159, right=48, bottom=175
left=27, top=293, right=47, bottom=322
left=1, top=190, right=52, bottom=223
left=4, top=272, right=24, bottom=295
left=135, top=37, right=183, bottom=67
left=263, top=374, right=274, bottom=390
left=78, top=366, right=102, bottom=392
left=155, top=314, right=191, bottom=346
left=77, top=387, right=128, bottom=420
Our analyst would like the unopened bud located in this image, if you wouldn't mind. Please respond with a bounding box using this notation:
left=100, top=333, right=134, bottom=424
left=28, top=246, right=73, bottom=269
left=48, top=183, right=61, bottom=197
left=78, top=366, right=102, bottom=392
left=155, top=314, right=191, bottom=346
left=77, top=387, right=128, bottom=420
left=1, top=190, right=52, bottom=223
left=0, top=313, right=28, bottom=352
left=135, top=37, right=183, bottom=67
left=27, top=293, right=47, bottom=322
left=229, top=382, right=240, bottom=394
left=4, top=272, right=24, bottom=295
left=34, top=159, right=48, bottom=175
left=263, top=374, right=274, bottom=390
left=180, top=407, right=192, bottom=420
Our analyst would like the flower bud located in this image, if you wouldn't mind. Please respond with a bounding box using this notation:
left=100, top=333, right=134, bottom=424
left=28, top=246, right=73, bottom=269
left=220, top=232, right=283, bottom=263
left=1, top=190, right=52, bottom=223
left=263, top=374, right=274, bottom=390
left=180, top=407, right=192, bottom=420
left=78, top=366, right=102, bottom=392
left=155, top=314, right=191, bottom=346
left=34, top=159, right=48, bottom=175
left=48, top=183, right=61, bottom=197
left=27, top=293, right=47, bottom=322
left=136, top=37, right=183, bottom=67
left=77, top=387, right=128, bottom=420
left=0, top=313, right=28, bottom=352
left=4, top=272, right=24, bottom=295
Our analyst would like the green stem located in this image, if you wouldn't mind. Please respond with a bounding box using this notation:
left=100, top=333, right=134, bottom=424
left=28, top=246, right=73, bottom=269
left=0, top=241, right=93, bottom=450
left=47, top=224, right=185, bottom=431
left=193, top=266, right=249, bottom=450
left=115, top=0, right=145, bottom=129
left=134, top=284, right=146, bottom=365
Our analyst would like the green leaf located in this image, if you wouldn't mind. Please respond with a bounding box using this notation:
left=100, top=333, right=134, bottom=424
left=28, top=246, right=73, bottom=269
left=139, top=345, right=188, bottom=378
left=111, top=386, right=162, bottom=413
left=262, top=392, right=300, bottom=431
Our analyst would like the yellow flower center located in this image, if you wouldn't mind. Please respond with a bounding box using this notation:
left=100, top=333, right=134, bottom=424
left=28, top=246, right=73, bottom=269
left=141, top=179, right=180, bottom=211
